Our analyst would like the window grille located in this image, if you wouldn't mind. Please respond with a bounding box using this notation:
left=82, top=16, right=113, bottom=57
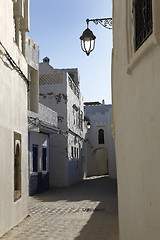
left=135, top=0, right=153, bottom=51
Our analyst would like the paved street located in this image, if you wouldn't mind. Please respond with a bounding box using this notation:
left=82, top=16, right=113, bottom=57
left=1, top=176, right=119, bottom=240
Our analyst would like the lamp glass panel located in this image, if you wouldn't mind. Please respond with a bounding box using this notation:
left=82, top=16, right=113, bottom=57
left=83, top=39, right=94, bottom=53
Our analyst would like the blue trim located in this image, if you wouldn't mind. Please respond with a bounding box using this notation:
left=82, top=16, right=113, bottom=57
left=42, top=146, right=47, bottom=171
left=29, top=172, right=49, bottom=196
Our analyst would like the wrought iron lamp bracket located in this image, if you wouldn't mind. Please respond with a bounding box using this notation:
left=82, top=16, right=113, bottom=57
left=86, top=18, right=112, bottom=30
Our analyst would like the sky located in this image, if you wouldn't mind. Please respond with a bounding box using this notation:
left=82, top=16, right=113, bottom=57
left=28, top=0, right=113, bottom=104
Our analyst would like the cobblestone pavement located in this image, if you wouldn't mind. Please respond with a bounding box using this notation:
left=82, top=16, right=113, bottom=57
left=1, top=176, right=119, bottom=240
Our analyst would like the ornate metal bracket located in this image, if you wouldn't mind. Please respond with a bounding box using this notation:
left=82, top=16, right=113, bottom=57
left=86, top=18, right=112, bottom=30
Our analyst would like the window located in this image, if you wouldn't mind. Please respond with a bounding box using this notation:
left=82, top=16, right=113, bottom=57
left=135, top=0, right=153, bottom=51
left=98, top=129, right=104, bottom=144
left=71, top=146, right=74, bottom=158
left=42, top=147, right=47, bottom=171
left=73, top=105, right=80, bottom=127
left=74, top=147, right=77, bottom=158
left=77, top=148, right=79, bottom=159
left=14, top=132, right=21, bottom=202
left=28, top=68, right=38, bottom=112
left=80, top=111, right=83, bottom=130
left=32, top=145, right=38, bottom=172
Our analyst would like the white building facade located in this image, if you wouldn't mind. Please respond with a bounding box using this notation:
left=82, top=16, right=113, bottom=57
left=25, top=37, right=59, bottom=195
left=0, top=0, right=29, bottom=237
left=112, top=0, right=160, bottom=239
left=39, top=58, right=85, bottom=187
left=28, top=103, right=58, bottom=195
left=84, top=103, right=116, bottom=179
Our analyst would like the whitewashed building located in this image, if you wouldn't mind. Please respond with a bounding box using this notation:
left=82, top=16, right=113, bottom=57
left=39, top=57, right=85, bottom=187
left=83, top=102, right=116, bottom=179
left=0, top=0, right=29, bottom=237
left=28, top=103, right=58, bottom=195
left=26, top=37, right=59, bottom=195
left=112, top=0, right=160, bottom=239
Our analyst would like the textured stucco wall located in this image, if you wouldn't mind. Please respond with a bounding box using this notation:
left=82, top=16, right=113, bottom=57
left=25, top=35, right=39, bottom=71
left=39, top=103, right=58, bottom=127
left=112, top=0, right=160, bottom=239
left=28, top=103, right=58, bottom=129
left=84, top=105, right=116, bottom=178
left=67, top=133, right=83, bottom=186
left=39, top=60, right=85, bottom=187
left=0, top=0, right=28, bottom=237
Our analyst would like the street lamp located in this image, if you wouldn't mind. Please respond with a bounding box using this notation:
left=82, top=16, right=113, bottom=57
left=80, top=18, right=112, bottom=56
left=87, top=121, right=91, bottom=129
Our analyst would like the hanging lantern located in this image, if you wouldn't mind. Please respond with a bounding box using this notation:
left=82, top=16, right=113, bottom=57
left=80, top=27, right=96, bottom=56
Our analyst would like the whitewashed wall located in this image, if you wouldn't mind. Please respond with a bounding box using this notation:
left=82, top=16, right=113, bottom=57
left=0, top=0, right=29, bottom=237
left=112, top=0, right=160, bottom=239
left=39, top=60, right=85, bottom=187
left=84, top=105, right=116, bottom=179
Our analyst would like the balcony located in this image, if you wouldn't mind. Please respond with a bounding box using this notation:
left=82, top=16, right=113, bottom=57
left=28, top=103, right=58, bottom=134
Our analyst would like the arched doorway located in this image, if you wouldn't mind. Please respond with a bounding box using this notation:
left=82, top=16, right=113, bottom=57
left=87, top=148, right=108, bottom=176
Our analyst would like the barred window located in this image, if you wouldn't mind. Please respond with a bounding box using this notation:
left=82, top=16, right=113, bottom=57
left=135, top=0, right=153, bottom=51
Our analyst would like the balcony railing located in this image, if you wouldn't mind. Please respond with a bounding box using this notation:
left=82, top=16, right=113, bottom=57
left=28, top=103, right=58, bottom=133
left=68, top=74, right=80, bottom=99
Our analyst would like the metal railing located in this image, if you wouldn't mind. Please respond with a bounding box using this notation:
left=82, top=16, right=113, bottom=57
left=68, top=74, right=80, bottom=99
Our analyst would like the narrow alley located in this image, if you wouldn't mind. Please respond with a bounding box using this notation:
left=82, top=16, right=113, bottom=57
left=1, top=176, right=118, bottom=240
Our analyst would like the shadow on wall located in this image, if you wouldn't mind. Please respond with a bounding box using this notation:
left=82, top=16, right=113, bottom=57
left=67, top=158, right=82, bottom=186
left=87, top=148, right=108, bottom=177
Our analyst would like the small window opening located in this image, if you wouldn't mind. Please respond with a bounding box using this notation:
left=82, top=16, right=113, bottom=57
left=98, top=129, right=105, bottom=144
left=33, top=145, right=38, bottom=172
left=77, top=148, right=79, bottom=159
left=74, top=147, right=77, bottom=158
left=71, top=146, right=74, bottom=158
left=42, top=147, right=47, bottom=171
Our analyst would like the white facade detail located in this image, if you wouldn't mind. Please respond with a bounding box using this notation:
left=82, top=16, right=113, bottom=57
left=0, top=0, right=29, bottom=237
left=84, top=103, right=116, bottom=179
left=26, top=38, right=58, bottom=195
left=112, top=0, right=160, bottom=239
left=39, top=58, right=85, bottom=187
